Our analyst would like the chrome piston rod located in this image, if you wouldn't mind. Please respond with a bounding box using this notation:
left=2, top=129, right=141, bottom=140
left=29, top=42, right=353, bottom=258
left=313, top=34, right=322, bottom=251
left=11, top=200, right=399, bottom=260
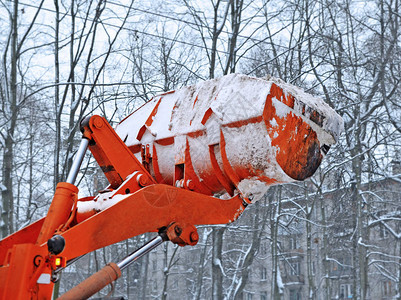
left=117, top=235, right=165, bottom=270
left=66, top=138, right=89, bottom=185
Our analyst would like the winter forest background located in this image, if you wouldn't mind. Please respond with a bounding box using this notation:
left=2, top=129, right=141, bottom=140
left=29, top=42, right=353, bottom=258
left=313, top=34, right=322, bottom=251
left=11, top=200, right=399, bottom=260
left=1, top=0, right=401, bottom=299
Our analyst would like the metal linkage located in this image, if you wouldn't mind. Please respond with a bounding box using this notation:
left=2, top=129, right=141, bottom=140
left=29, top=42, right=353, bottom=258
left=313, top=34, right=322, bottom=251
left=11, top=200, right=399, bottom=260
left=66, top=138, right=89, bottom=185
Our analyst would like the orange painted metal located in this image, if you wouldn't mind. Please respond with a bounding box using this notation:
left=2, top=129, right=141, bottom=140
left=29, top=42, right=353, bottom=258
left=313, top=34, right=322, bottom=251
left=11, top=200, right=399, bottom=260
left=36, top=182, right=78, bottom=245
left=63, top=185, right=245, bottom=260
left=0, top=75, right=342, bottom=299
left=166, top=223, right=199, bottom=247
left=0, top=182, right=79, bottom=299
left=0, top=243, right=51, bottom=300
left=209, top=144, right=236, bottom=196
left=0, top=218, right=44, bottom=265
left=0, top=186, right=244, bottom=299
left=114, top=74, right=341, bottom=203
left=0, top=114, right=246, bottom=300
left=81, top=115, right=156, bottom=190
left=263, top=83, right=323, bottom=180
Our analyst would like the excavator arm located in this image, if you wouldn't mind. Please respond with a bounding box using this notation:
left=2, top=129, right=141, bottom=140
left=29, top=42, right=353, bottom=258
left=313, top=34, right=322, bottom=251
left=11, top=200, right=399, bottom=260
left=0, top=74, right=343, bottom=299
left=0, top=115, right=247, bottom=300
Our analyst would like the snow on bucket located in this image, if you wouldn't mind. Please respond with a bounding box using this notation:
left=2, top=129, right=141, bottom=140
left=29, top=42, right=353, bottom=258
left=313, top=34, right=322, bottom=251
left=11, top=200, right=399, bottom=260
left=115, top=74, right=343, bottom=202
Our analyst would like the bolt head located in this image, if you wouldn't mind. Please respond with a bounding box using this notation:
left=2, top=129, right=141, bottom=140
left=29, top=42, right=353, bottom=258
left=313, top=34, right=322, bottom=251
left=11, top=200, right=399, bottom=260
left=174, top=225, right=182, bottom=236
left=190, top=231, right=199, bottom=243
left=186, top=180, right=195, bottom=190
left=93, top=117, right=103, bottom=128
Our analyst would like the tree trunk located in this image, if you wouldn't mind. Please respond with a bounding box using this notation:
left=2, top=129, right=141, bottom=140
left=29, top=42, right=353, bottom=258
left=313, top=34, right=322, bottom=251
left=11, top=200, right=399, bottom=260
left=53, top=0, right=61, bottom=189
left=270, top=187, right=282, bottom=300
left=1, top=0, right=18, bottom=238
left=212, top=227, right=226, bottom=300
left=320, top=197, right=330, bottom=300
left=306, top=204, right=316, bottom=299
left=194, top=229, right=211, bottom=300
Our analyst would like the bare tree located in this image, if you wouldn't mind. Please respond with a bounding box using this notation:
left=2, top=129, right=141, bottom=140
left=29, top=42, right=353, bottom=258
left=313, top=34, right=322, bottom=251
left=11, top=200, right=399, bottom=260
left=0, top=0, right=45, bottom=237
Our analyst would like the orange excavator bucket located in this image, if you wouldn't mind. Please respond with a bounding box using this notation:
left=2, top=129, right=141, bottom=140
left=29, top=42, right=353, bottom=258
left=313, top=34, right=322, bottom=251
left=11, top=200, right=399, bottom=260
left=112, top=73, right=342, bottom=199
